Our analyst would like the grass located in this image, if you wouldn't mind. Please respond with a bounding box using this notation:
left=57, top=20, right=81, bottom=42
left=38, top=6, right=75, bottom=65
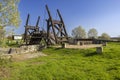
left=0, top=42, right=120, bottom=80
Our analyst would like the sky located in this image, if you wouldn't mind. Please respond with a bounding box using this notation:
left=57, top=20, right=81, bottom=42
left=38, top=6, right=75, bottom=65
left=15, top=0, right=120, bottom=37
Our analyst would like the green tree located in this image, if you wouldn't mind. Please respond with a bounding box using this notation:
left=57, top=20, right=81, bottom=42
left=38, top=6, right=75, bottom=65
left=101, top=33, right=110, bottom=40
left=72, top=26, right=86, bottom=38
left=88, top=28, right=98, bottom=39
left=0, top=0, right=20, bottom=44
left=0, top=0, right=21, bottom=28
left=0, top=27, right=5, bottom=40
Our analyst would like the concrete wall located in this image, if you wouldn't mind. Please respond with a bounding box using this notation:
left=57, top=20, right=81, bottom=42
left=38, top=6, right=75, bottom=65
left=7, top=45, right=43, bottom=54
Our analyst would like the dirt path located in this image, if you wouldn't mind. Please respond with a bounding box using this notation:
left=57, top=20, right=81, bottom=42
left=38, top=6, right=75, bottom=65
left=1, top=52, right=47, bottom=61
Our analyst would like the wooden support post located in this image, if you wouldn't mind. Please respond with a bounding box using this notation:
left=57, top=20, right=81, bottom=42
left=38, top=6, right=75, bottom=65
left=46, top=5, right=69, bottom=45
left=57, top=9, right=68, bottom=40
left=36, top=16, right=40, bottom=31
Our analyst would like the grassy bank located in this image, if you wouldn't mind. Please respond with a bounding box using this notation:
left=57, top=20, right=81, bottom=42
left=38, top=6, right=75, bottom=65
left=0, top=42, right=120, bottom=80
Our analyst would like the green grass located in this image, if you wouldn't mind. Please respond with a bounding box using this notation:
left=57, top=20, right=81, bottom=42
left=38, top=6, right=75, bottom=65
left=1, top=42, right=120, bottom=80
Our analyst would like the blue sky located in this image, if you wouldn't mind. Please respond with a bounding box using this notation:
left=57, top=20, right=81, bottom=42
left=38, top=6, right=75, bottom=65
left=15, top=0, right=120, bottom=37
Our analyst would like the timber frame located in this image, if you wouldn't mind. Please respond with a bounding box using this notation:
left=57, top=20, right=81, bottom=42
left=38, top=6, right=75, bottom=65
left=24, top=14, right=47, bottom=45
left=46, top=5, right=68, bottom=45
left=24, top=5, right=69, bottom=46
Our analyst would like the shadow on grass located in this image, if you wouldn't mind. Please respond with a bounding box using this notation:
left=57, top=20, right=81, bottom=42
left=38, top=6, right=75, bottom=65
left=54, top=48, right=63, bottom=50
left=84, top=52, right=100, bottom=57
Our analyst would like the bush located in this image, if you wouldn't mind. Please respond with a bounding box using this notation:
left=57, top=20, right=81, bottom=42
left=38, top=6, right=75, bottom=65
left=0, top=54, right=10, bottom=67
left=0, top=39, right=22, bottom=47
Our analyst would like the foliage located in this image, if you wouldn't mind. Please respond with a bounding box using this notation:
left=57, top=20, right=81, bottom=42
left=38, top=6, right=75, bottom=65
left=100, top=33, right=110, bottom=40
left=0, top=0, right=21, bottom=27
left=0, top=39, right=8, bottom=47
left=88, top=28, right=98, bottom=39
left=0, top=39, right=21, bottom=47
left=0, top=27, right=5, bottom=41
left=72, top=26, right=86, bottom=38
left=6, top=40, right=20, bottom=47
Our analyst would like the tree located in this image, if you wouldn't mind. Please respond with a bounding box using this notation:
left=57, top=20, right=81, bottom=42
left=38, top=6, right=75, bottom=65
left=0, top=0, right=21, bottom=43
left=0, top=27, right=5, bottom=40
left=0, top=0, right=21, bottom=28
left=88, top=28, right=98, bottom=39
left=72, top=26, right=86, bottom=38
left=101, top=33, right=110, bottom=40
